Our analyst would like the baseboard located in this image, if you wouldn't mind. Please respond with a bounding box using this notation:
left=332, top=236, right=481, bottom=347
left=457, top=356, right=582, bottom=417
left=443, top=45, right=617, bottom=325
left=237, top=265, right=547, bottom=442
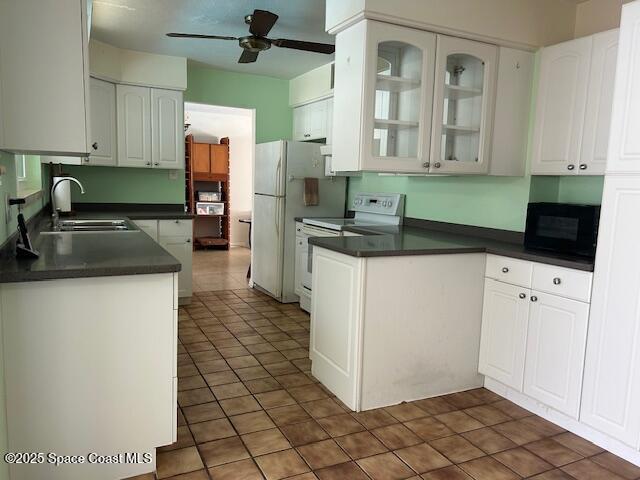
left=484, top=377, right=640, bottom=467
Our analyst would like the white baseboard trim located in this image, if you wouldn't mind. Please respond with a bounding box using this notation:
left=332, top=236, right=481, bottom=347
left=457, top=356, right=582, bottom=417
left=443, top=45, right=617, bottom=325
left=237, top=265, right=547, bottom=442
left=484, top=377, right=640, bottom=467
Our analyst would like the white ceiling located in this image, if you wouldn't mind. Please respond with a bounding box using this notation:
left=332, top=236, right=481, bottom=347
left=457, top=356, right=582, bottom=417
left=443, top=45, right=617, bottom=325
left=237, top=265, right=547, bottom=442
left=91, top=0, right=334, bottom=79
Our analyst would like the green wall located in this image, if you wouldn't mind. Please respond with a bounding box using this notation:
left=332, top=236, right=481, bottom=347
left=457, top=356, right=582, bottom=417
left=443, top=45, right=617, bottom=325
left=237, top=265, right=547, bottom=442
left=185, top=64, right=292, bottom=143
left=64, top=65, right=292, bottom=204
left=64, top=165, right=184, bottom=203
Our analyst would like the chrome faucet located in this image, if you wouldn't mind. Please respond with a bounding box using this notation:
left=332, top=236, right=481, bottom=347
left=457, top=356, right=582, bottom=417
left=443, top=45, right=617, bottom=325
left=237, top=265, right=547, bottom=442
left=51, top=176, right=85, bottom=227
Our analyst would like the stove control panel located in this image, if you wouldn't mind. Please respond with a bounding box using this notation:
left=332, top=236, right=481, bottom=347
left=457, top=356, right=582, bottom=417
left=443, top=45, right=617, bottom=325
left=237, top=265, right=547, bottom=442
left=352, top=193, right=405, bottom=217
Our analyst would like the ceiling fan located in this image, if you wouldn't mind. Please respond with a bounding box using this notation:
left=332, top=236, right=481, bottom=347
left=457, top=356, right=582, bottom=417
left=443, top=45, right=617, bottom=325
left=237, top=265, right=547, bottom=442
left=166, top=9, right=335, bottom=64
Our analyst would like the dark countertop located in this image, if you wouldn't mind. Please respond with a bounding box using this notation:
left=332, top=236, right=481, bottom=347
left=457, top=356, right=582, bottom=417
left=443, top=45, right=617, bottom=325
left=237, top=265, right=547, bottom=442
left=309, top=225, right=595, bottom=272
left=0, top=211, right=183, bottom=284
left=73, top=203, right=194, bottom=220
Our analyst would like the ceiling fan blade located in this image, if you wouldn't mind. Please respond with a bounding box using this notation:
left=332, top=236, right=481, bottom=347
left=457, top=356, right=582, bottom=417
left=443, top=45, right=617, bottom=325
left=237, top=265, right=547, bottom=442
left=249, top=9, right=279, bottom=37
left=238, top=50, right=259, bottom=63
left=271, top=39, right=335, bottom=54
left=166, top=33, right=238, bottom=41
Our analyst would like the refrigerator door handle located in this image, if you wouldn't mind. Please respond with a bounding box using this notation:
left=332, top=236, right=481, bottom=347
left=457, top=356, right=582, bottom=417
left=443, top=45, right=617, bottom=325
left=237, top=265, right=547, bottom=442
left=275, top=157, right=282, bottom=196
left=274, top=203, right=280, bottom=236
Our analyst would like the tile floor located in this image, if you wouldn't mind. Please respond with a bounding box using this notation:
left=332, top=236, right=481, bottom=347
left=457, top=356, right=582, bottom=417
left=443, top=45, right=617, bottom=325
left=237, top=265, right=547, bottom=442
left=128, top=249, right=640, bottom=480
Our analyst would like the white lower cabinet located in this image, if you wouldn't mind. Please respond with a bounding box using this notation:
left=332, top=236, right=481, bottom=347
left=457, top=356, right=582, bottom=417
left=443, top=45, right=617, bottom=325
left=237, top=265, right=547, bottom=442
left=133, top=219, right=193, bottom=299
left=478, top=279, right=529, bottom=391
left=479, top=256, right=592, bottom=419
left=524, top=291, right=589, bottom=419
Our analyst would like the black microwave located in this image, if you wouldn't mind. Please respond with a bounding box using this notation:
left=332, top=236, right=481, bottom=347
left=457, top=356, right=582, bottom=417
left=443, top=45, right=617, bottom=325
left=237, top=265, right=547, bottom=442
left=524, top=203, right=600, bottom=258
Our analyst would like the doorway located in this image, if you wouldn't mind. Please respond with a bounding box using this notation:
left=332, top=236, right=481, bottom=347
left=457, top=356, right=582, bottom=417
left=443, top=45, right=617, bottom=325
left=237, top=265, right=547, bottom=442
left=184, top=103, right=255, bottom=291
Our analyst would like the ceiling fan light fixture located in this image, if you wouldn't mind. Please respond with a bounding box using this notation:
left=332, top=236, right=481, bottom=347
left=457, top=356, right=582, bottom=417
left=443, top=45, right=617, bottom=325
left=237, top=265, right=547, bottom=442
left=239, top=36, right=271, bottom=52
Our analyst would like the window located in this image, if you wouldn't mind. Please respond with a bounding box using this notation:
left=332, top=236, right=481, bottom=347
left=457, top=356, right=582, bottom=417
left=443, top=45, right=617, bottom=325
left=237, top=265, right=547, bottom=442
left=15, top=154, right=42, bottom=199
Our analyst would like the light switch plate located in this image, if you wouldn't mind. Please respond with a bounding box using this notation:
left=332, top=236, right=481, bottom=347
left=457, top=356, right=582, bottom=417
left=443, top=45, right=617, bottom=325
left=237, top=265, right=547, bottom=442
left=168, top=170, right=178, bottom=180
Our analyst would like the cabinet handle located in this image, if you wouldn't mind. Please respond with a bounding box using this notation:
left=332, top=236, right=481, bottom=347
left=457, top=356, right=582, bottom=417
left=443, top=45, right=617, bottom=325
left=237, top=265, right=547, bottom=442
left=422, top=162, right=430, bottom=168
left=530, top=296, right=538, bottom=302
left=553, top=277, right=562, bottom=285
left=92, top=142, right=98, bottom=150
left=501, top=267, right=509, bottom=273
left=519, top=293, right=526, bottom=299
left=567, top=164, right=575, bottom=171
left=304, top=134, right=311, bottom=138
left=434, top=162, right=441, bottom=169
left=579, top=164, right=587, bottom=170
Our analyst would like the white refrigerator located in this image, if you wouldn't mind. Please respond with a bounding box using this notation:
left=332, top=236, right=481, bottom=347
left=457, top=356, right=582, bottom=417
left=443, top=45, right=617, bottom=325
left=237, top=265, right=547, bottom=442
left=252, top=140, right=346, bottom=302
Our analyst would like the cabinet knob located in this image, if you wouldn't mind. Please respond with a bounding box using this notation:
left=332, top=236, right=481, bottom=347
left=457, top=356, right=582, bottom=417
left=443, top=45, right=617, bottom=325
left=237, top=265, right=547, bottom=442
left=501, top=267, right=509, bottom=273
left=304, top=134, right=311, bottom=138
left=553, top=277, right=562, bottom=285
left=186, top=239, right=191, bottom=243
left=422, top=162, right=430, bottom=169
left=175, top=220, right=180, bottom=224
left=530, top=296, right=538, bottom=302
left=519, top=293, right=526, bottom=299
left=154, top=162, right=160, bottom=166
left=579, top=164, right=587, bottom=170
left=567, top=164, right=575, bottom=171
left=434, top=162, right=441, bottom=169
left=146, top=162, right=151, bottom=166
left=92, top=142, right=98, bottom=150
left=83, top=157, right=90, bottom=163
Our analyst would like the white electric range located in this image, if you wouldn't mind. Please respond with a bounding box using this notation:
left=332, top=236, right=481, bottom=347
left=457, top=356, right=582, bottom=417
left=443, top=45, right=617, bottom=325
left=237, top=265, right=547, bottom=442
left=297, top=193, right=405, bottom=312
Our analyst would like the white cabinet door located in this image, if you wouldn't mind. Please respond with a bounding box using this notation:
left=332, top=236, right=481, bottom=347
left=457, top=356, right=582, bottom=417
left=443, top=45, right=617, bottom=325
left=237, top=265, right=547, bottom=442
left=430, top=36, right=497, bottom=175
left=0, top=0, right=90, bottom=155
left=152, top=89, right=184, bottom=169
left=311, top=247, right=364, bottom=410
left=305, top=99, right=328, bottom=140
left=478, top=278, right=530, bottom=391
left=489, top=48, right=534, bottom=177
left=87, top=77, right=117, bottom=166
left=133, top=219, right=159, bottom=242
left=159, top=237, right=193, bottom=299
left=531, top=36, right=593, bottom=175
left=363, top=22, right=437, bottom=173
left=580, top=29, right=619, bottom=176
left=581, top=176, right=640, bottom=446
left=117, top=84, right=152, bottom=168
left=326, top=97, right=334, bottom=145
left=293, top=106, right=306, bottom=141
left=606, top=2, right=640, bottom=174
left=524, top=292, right=589, bottom=418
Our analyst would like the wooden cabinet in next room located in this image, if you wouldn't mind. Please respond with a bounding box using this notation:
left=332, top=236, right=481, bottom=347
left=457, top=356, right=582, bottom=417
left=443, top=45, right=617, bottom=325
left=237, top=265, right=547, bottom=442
left=193, top=142, right=230, bottom=179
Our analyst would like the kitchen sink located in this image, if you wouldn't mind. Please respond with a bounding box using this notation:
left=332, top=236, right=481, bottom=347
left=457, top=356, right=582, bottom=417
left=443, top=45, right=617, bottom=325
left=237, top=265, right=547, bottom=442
left=41, top=219, right=139, bottom=234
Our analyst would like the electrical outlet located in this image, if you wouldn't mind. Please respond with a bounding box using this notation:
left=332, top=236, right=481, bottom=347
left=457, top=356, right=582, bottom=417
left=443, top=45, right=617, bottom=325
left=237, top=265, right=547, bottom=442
left=168, top=170, right=178, bottom=180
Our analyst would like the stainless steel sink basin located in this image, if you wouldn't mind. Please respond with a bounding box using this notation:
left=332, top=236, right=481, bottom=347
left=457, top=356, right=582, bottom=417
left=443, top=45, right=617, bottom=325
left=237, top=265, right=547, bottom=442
left=41, top=219, right=139, bottom=234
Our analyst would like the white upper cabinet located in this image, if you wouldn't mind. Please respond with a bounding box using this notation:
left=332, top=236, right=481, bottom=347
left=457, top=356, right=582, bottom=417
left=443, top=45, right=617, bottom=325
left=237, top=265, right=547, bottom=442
left=607, top=3, right=640, bottom=174
left=581, top=30, right=619, bottom=175
left=531, top=36, right=593, bottom=175
left=332, top=20, right=437, bottom=173
left=479, top=279, right=530, bottom=391
left=524, top=292, right=589, bottom=419
left=489, top=48, right=534, bottom=176
left=430, top=36, right=497, bottom=175
left=117, top=84, right=152, bottom=168
left=152, top=89, right=184, bottom=169
left=581, top=176, right=640, bottom=446
left=531, top=30, right=619, bottom=176
left=292, top=99, right=331, bottom=142
left=0, top=0, right=90, bottom=156
left=87, top=78, right=117, bottom=166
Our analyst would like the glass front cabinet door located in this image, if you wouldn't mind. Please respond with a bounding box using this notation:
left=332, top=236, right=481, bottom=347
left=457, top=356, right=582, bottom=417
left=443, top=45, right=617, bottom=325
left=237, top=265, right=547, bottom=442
left=361, top=22, right=436, bottom=172
left=430, top=36, right=498, bottom=174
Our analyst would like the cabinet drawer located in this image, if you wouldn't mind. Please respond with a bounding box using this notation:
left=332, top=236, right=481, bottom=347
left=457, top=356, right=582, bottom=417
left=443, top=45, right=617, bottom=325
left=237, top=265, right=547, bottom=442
left=158, top=219, right=192, bottom=237
left=486, top=255, right=533, bottom=288
left=532, top=263, right=593, bottom=302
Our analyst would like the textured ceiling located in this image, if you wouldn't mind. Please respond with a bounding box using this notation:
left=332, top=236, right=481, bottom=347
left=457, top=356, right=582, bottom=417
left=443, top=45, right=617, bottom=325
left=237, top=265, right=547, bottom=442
left=91, top=0, right=334, bottom=79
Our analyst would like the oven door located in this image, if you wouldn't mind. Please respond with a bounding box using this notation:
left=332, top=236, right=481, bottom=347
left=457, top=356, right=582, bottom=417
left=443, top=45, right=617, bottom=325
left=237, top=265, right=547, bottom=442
left=301, top=225, right=342, bottom=293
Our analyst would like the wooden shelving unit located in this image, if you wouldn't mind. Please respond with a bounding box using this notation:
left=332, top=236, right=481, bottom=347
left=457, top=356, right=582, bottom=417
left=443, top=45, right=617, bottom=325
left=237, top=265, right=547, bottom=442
left=185, top=135, right=230, bottom=250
